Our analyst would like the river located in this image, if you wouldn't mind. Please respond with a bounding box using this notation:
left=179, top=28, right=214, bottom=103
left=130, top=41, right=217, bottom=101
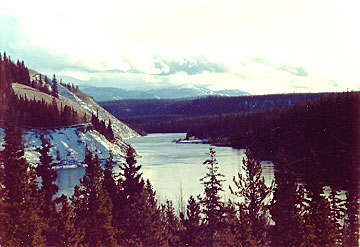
left=56, top=133, right=275, bottom=205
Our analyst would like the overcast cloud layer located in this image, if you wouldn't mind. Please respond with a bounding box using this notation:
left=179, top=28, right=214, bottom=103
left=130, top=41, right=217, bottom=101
left=1, top=0, right=359, bottom=94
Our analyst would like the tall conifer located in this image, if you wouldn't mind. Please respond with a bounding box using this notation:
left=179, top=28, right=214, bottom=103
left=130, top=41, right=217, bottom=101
left=0, top=124, right=45, bottom=246
left=71, top=149, right=116, bottom=246
left=35, top=135, right=60, bottom=245
left=230, top=149, right=273, bottom=246
left=200, top=146, right=225, bottom=246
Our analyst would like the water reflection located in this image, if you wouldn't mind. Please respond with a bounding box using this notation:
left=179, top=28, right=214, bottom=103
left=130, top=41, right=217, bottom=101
left=56, top=133, right=275, bottom=205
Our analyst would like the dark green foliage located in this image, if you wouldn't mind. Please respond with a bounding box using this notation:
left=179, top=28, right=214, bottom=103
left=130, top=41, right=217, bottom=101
left=328, top=187, right=346, bottom=245
left=51, top=74, right=58, bottom=98
left=35, top=135, right=61, bottom=246
left=54, top=195, right=83, bottom=246
left=233, top=92, right=359, bottom=190
left=0, top=124, right=46, bottom=246
left=180, top=195, right=202, bottom=246
left=343, top=189, right=360, bottom=246
left=0, top=52, right=85, bottom=128
left=71, top=149, right=116, bottom=246
left=36, top=135, right=58, bottom=215
left=200, top=146, right=226, bottom=246
left=270, top=154, right=306, bottom=246
left=230, top=149, right=273, bottom=246
left=91, top=113, right=115, bottom=141
left=5, top=91, right=83, bottom=127
left=115, top=146, right=165, bottom=245
left=162, top=200, right=183, bottom=246
left=60, top=81, right=79, bottom=93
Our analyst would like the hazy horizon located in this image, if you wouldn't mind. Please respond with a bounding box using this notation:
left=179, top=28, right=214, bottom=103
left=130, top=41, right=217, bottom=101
left=1, top=0, right=359, bottom=94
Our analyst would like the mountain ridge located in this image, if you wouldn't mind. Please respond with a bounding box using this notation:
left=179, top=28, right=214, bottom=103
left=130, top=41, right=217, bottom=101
left=79, top=85, right=250, bottom=101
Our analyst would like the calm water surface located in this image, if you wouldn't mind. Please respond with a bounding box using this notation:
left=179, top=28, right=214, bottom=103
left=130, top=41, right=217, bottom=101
left=56, top=133, right=275, bottom=204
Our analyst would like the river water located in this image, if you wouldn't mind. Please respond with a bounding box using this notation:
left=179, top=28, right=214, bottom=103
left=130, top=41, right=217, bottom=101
left=56, top=133, right=275, bottom=205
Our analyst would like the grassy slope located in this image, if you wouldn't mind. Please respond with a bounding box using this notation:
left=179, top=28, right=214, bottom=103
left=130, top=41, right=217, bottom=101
left=12, top=83, right=90, bottom=120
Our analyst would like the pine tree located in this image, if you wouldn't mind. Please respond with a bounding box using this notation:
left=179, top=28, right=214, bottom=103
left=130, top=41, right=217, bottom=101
left=343, top=189, right=360, bottom=246
left=200, top=146, right=225, bottom=246
left=71, top=149, right=116, bottom=246
left=35, top=135, right=60, bottom=245
left=162, top=200, right=182, bottom=246
left=54, top=195, right=83, bottom=246
left=52, top=74, right=58, bottom=98
left=116, top=145, right=145, bottom=245
left=142, top=179, right=166, bottom=245
left=270, top=154, right=306, bottom=246
left=302, top=151, right=337, bottom=247
left=115, top=146, right=165, bottom=245
left=106, top=119, right=115, bottom=141
left=180, top=195, right=202, bottom=246
left=230, top=149, right=273, bottom=246
left=0, top=123, right=46, bottom=246
left=328, top=186, right=346, bottom=245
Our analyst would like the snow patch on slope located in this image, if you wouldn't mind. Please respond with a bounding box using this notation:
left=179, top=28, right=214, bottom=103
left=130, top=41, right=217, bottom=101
left=0, top=125, right=129, bottom=168
left=57, top=84, right=139, bottom=139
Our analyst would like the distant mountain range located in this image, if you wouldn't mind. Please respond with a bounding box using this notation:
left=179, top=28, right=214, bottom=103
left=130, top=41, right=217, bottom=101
left=79, top=85, right=250, bottom=101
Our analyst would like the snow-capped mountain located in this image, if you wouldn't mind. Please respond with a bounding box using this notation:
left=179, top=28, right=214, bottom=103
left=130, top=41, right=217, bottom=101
left=79, top=84, right=250, bottom=101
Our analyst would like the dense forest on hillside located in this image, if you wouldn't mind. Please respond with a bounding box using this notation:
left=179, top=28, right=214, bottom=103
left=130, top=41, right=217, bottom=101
left=0, top=52, right=81, bottom=127
left=0, top=52, right=115, bottom=140
left=101, top=93, right=329, bottom=117
left=104, top=92, right=359, bottom=189
left=0, top=123, right=359, bottom=246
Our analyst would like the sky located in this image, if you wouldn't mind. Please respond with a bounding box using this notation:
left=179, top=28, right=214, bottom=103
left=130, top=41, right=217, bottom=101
left=1, top=0, right=359, bottom=94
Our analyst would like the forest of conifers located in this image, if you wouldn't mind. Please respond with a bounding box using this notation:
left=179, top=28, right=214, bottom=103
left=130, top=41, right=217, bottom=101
left=0, top=52, right=359, bottom=246
left=0, top=53, right=115, bottom=141
left=1, top=123, right=359, bottom=246
left=103, top=89, right=359, bottom=191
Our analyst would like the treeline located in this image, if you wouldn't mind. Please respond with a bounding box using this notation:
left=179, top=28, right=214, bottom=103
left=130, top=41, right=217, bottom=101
left=91, top=112, right=115, bottom=141
left=101, top=93, right=329, bottom=118
left=0, top=51, right=30, bottom=91
left=0, top=125, right=358, bottom=246
left=119, top=92, right=359, bottom=189
left=0, top=52, right=85, bottom=128
left=60, top=81, right=79, bottom=93
left=229, top=92, right=359, bottom=189
left=7, top=92, right=86, bottom=128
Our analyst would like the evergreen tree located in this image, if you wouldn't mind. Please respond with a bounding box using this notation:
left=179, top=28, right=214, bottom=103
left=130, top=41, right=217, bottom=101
left=162, top=200, right=182, bottom=246
left=54, top=195, right=83, bottom=246
left=106, top=119, right=115, bottom=141
left=302, top=151, right=338, bottom=247
left=270, top=154, right=306, bottom=246
left=71, top=149, right=116, bottom=246
left=343, top=189, right=360, bottom=246
left=230, top=149, right=273, bottom=246
left=0, top=123, right=46, bottom=246
left=35, top=135, right=60, bottom=246
left=200, top=146, right=225, bottom=246
left=52, top=74, right=58, bottom=98
left=328, top=186, right=346, bottom=245
left=115, top=146, right=165, bottom=245
left=180, top=195, right=202, bottom=246
left=36, top=135, right=58, bottom=215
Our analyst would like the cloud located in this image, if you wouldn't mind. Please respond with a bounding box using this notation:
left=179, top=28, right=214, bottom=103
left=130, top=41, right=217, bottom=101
left=152, top=55, right=229, bottom=76
left=251, top=56, right=309, bottom=77
left=278, top=64, right=309, bottom=77
left=328, top=80, right=339, bottom=87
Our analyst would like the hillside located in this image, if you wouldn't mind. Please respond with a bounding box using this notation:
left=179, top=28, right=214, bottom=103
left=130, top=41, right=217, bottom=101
left=0, top=124, right=129, bottom=168
left=101, top=93, right=330, bottom=118
left=0, top=53, right=139, bottom=168
left=12, top=83, right=90, bottom=119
